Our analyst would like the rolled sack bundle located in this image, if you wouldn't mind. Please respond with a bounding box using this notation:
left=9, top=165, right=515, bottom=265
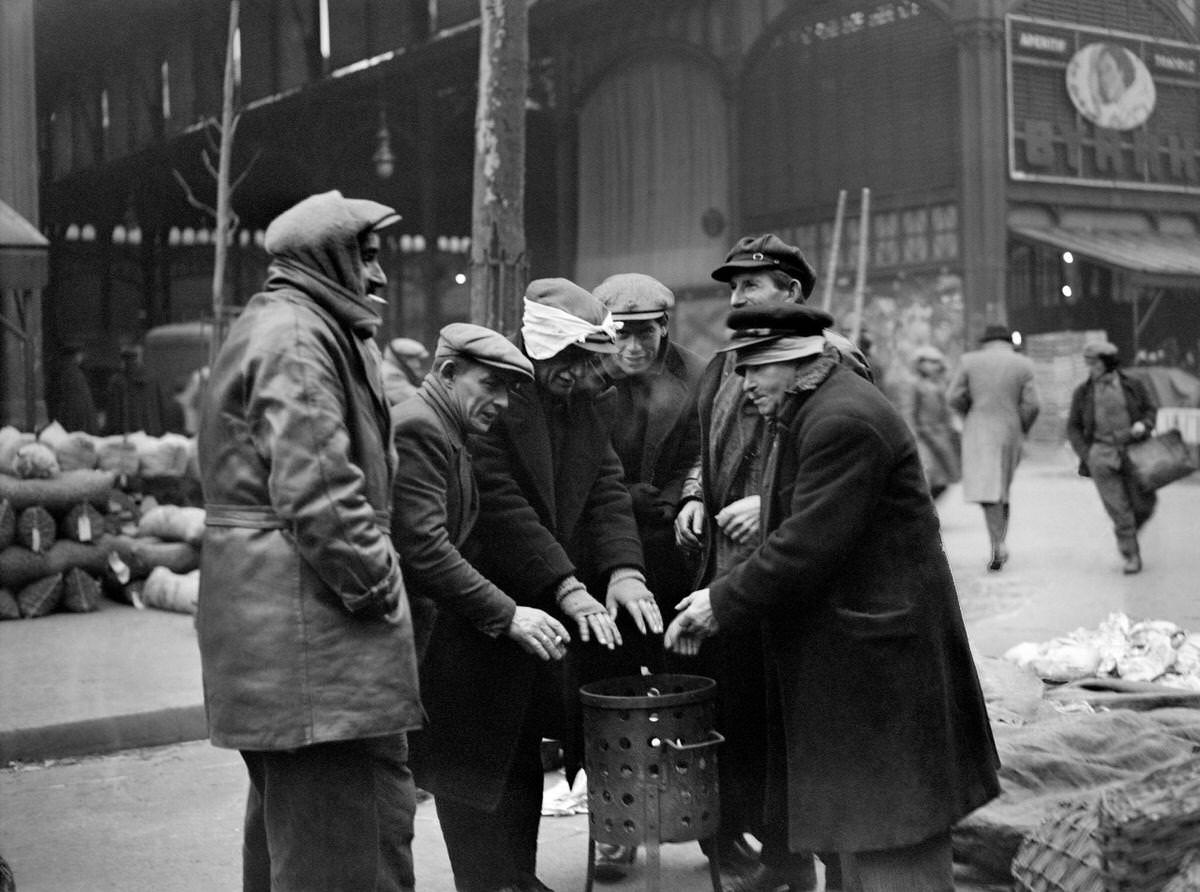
left=106, top=533, right=200, bottom=579
left=136, top=505, right=205, bottom=546
left=0, top=468, right=116, bottom=511
left=0, top=539, right=111, bottom=589
left=136, top=566, right=199, bottom=615
left=0, top=426, right=34, bottom=473
left=135, top=433, right=193, bottom=479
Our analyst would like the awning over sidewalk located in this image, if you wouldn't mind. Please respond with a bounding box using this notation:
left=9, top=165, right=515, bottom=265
left=1010, top=225, right=1200, bottom=287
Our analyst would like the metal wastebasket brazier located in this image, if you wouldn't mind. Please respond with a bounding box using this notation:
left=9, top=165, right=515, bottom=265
left=580, top=673, right=724, bottom=892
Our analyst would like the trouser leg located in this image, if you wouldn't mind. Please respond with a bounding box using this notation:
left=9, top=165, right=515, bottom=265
left=840, top=830, right=953, bottom=892
left=240, top=735, right=415, bottom=892
left=1091, top=462, right=1139, bottom=557
left=436, top=714, right=544, bottom=890
left=240, top=753, right=271, bottom=892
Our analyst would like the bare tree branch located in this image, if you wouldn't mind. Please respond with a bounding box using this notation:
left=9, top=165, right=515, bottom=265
left=230, top=146, right=263, bottom=192
left=172, top=168, right=218, bottom=219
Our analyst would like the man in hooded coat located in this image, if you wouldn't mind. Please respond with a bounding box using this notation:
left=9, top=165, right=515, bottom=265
left=197, top=191, right=422, bottom=892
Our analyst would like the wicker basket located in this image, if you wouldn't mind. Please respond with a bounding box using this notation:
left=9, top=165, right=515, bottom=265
left=1099, top=756, right=1200, bottom=892
left=1012, top=800, right=1105, bottom=892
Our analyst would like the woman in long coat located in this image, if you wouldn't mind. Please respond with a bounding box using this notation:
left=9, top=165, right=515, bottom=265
left=947, top=325, right=1040, bottom=570
left=905, top=345, right=960, bottom=500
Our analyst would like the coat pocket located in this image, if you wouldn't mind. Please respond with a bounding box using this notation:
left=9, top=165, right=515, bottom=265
left=834, top=605, right=918, bottom=640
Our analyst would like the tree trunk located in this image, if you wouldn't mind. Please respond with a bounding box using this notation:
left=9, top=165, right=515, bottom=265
left=469, top=0, right=528, bottom=336
left=210, top=0, right=239, bottom=368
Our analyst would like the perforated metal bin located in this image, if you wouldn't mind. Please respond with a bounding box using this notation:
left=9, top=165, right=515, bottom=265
left=579, top=673, right=724, bottom=892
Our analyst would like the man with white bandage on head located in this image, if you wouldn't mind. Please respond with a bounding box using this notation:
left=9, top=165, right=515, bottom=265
left=431, top=278, right=661, bottom=892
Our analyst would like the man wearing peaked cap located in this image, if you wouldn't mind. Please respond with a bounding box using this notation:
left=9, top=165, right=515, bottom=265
left=1067, top=340, right=1158, bottom=575
left=672, top=240, right=872, bottom=886
left=666, top=303, right=1000, bottom=892
left=419, top=277, right=661, bottom=892
left=589, top=271, right=706, bottom=879
left=197, top=191, right=421, bottom=891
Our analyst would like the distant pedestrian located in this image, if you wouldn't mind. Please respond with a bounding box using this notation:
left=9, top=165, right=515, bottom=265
left=103, top=342, right=171, bottom=435
left=382, top=336, right=430, bottom=405
left=1066, top=340, right=1158, bottom=574
left=904, top=345, right=960, bottom=500
left=948, top=324, right=1040, bottom=571
left=45, top=341, right=98, bottom=433
left=666, top=303, right=1000, bottom=892
left=197, top=191, right=421, bottom=892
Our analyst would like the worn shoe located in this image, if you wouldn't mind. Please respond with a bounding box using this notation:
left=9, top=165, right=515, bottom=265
left=1123, top=554, right=1143, bottom=574
left=722, top=863, right=815, bottom=892
left=594, top=843, right=636, bottom=882
left=702, top=833, right=761, bottom=873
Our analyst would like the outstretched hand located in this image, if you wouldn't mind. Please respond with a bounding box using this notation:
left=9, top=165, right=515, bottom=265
left=559, top=588, right=623, bottom=650
left=606, top=574, right=663, bottom=636
left=664, top=589, right=717, bottom=656
left=506, top=606, right=570, bottom=661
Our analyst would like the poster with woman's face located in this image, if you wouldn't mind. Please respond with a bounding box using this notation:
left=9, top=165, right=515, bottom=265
left=1065, top=42, right=1157, bottom=131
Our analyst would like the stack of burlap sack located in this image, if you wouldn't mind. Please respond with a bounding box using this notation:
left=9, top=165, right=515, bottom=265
left=0, top=423, right=203, bottom=619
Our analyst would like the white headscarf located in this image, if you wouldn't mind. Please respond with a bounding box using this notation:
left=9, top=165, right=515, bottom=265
left=521, top=298, right=618, bottom=360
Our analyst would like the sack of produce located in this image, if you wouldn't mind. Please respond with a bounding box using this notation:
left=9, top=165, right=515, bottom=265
left=17, top=572, right=64, bottom=618
left=140, top=566, right=199, bottom=615
left=59, top=502, right=107, bottom=543
left=95, top=436, right=140, bottom=478
left=60, top=566, right=102, bottom=613
left=136, top=505, right=206, bottom=545
left=16, top=505, right=56, bottom=554
left=137, top=433, right=192, bottom=479
left=0, top=588, right=18, bottom=620
left=12, top=442, right=60, bottom=479
left=54, top=433, right=99, bottom=471
left=0, top=426, right=33, bottom=475
left=0, top=540, right=111, bottom=590
left=106, top=534, right=200, bottom=578
left=0, top=468, right=116, bottom=510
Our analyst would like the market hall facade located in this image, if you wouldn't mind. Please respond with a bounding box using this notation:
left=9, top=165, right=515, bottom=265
left=15, top=0, right=1200, bottom=424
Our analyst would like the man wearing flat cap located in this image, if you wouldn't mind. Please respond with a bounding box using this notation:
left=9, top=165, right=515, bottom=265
left=390, top=322, right=576, bottom=892
left=673, top=233, right=872, bottom=889
left=197, top=190, right=422, bottom=891
left=666, top=304, right=999, bottom=892
left=585, top=272, right=705, bottom=878
left=448, top=278, right=663, bottom=892
left=948, top=324, right=1040, bottom=571
left=1066, top=340, right=1158, bottom=573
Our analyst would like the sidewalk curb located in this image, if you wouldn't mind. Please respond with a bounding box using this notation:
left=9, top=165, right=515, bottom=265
left=0, top=704, right=207, bottom=764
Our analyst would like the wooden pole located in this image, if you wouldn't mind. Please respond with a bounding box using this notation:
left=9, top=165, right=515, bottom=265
left=469, top=0, right=528, bottom=336
left=820, top=189, right=846, bottom=313
left=209, top=0, right=239, bottom=369
left=849, top=187, right=870, bottom=345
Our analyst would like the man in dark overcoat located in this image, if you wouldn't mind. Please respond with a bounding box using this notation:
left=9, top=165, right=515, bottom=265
left=391, top=322, right=574, bottom=892
left=197, top=191, right=422, bottom=891
left=667, top=304, right=1000, bottom=892
left=674, top=234, right=869, bottom=890
left=431, top=279, right=662, bottom=892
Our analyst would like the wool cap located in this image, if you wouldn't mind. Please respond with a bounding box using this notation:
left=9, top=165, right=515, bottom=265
left=592, top=273, right=675, bottom=321
left=979, top=324, right=1014, bottom=345
left=388, top=337, right=429, bottom=360
left=523, top=277, right=618, bottom=355
left=718, top=304, right=835, bottom=353
left=1083, top=340, right=1119, bottom=360
left=435, top=323, right=533, bottom=380
left=710, top=233, right=818, bottom=298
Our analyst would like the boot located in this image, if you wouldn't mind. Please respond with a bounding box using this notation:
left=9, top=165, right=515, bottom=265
left=1123, top=553, right=1142, bottom=574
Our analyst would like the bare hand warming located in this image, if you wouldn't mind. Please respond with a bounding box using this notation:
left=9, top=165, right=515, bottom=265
left=506, top=606, right=570, bottom=661
left=606, top=570, right=663, bottom=636
left=559, top=587, right=623, bottom=650
left=664, top=589, right=718, bottom=656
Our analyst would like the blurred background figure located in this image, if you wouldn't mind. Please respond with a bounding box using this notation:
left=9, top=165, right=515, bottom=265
left=948, top=325, right=1040, bottom=572
left=103, top=342, right=171, bottom=435
left=904, top=345, right=960, bottom=501
left=1066, top=340, right=1158, bottom=574
left=45, top=340, right=98, bottom=433
left=383, top=336, right=431, bottom=405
